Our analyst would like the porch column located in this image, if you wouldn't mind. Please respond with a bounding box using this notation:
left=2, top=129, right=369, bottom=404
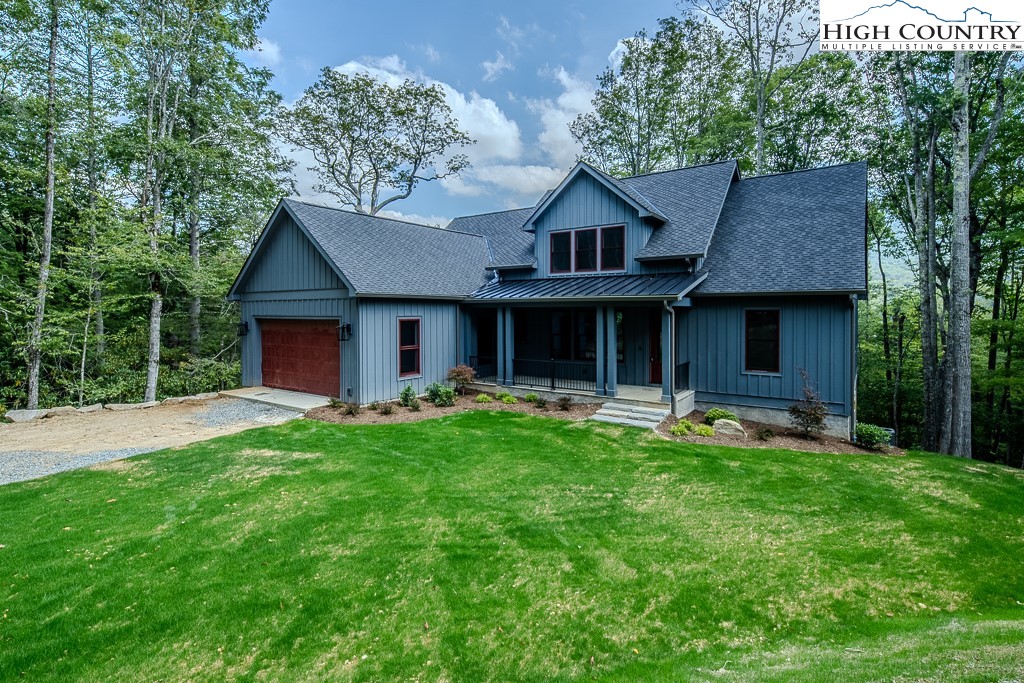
left=595, top=305, right=606, bottom=396
left=503, top=307, right=515, bottom=387
left=605, top=306, right=618, bottom=398
left=661, top=307, right=672, bottom=403
left=496, top=307, right=506, bottom=385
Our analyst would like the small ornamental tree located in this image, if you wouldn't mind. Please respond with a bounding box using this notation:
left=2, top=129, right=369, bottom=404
left=446, top=364, right=476, bottom=394
left=788, top=369, right=828, bottom=438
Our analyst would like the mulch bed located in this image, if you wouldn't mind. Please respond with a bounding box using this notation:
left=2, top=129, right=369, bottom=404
left=306, top=390, right=601, bottom=426
left=658, top=410, right=905, bottom=456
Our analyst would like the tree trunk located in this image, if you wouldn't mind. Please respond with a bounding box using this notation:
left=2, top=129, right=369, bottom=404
left=947, top=51, right=973, bottom=458
left=985, top=243, right=1009, bottom=456
left=85, top=12, right=104, bottom=364
left=26, top=0, right=59, bottom=410
left=919, top=126, right=941, bottom=452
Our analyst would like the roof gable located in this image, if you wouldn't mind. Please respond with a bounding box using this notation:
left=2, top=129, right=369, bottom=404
left=447, top=208, right=535, bottom=269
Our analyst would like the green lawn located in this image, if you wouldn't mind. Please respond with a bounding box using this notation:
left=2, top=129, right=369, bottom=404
left=1, top=412, right=1023, bottom=682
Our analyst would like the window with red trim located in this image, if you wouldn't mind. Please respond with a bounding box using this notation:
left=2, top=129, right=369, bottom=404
left=575, top=229, right=598, bottom=271
left=550, top=232, right=571, bottom=273
left=745, top=310, right=780, bottom=373
left=549, top=225, right=625, bottom=274
left=398, top=318, right=421, bottom=377
left=600, top=226, right=625, bottom=271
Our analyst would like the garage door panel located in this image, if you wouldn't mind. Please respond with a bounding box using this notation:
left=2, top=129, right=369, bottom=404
left=260, top=319, right=340, bottom=397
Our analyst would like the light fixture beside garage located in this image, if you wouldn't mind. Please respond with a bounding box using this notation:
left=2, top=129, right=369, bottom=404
left=237, top=320, right=249, bottom=337
left=338, top=322, right=352, bottom=342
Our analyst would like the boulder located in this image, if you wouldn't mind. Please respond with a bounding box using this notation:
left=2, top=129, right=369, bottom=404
left=45, top=405, right=78, bottom=416
left=5, top=409, right=49, bottom=423
left=77, top=403, right=103, bottom=413
left=139, top=401, right=160, bottom=409
left=714, top=419, right=746, bottom=437
left=195, top=392, right=220, bottom=401
left=105, top=403, right=142, bottom=412
left=162, top=396, right=188, bottom=405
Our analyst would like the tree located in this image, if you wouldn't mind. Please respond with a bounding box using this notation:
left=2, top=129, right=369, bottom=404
left=281, top=69, right=472, bottom=215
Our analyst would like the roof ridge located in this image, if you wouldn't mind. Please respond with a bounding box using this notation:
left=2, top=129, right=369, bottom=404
left=450, top=206, right=534, bottom=220
left=738, top=161, right=866, bottom=182
left=284, top=197, right=489, bottom=239
left=622, top=159, right=738, bottom=180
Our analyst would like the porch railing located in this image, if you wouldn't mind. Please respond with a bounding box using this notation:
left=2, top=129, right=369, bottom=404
left=513, top=358, right=597, bottom=393
left=674, top=361, right=691, bottom=392
left=468, top=355, right=498, bottom=384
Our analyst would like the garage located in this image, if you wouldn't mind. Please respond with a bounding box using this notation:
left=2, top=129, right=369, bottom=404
left=259, top=319, right=340, bottom=397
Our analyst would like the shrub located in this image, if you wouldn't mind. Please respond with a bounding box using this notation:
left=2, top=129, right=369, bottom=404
left=342, top=402, right=361, bottom=416
left=670, top=419, right=695, bottom=436
left=399, top=385, right=417, bottom=407
left=327, top=397, right=345, bottom=409
left=0, top=404, right=6, bottom=422
left=534, top=397, right=548, bottom=410
left=754, top=426, right=775, bottom=441
left=523, top=393, right=539, bottom=403
left=704, top=408, right=738, bottom=425
left=367, top=401, right=380, bottom=411
left=556, top=396, right=573, bottom=411
left=856, top=422, right=891, bottom=450
left=446, top=365, right=476, bottom=394
left=379, top=401, right=395, bottom=415
left=495, top=391, right=512, bottom=400
left=433, top=386, right=457, bottom=407
left=408, top=398, right=421, bottom=412
left=694, top=424, right=715, bottom=437
left=501, top=394, right=518, bottom=404
left=788, top=369, right=829, bottom=438
left=474, top=393, right=494, bottom=403
left=425, top=382, right=444, bottom=403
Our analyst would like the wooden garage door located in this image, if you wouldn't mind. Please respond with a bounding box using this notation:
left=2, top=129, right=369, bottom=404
left=260, top=319, right=340, bottom=397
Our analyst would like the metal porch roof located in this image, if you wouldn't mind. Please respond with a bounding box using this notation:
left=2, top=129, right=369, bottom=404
left=469, top=272, right=704, bottom=302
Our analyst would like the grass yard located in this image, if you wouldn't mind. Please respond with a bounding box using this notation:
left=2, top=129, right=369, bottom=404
left=1, top=411, right=1023, bottom=682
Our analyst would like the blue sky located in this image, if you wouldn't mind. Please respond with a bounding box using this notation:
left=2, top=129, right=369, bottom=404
left=244, top=0, right=679, bottom=225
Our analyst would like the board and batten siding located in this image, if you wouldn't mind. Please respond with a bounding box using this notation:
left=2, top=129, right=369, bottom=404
left=678, top=295, right=855, bottom=416
left=357, top=299, right=460, bottom=404
left=242, top=213, right=347, bottom=293
left=509, top=172, right=688, bottom=281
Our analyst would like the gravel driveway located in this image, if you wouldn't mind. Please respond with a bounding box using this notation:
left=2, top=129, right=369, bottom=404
left=0, top=398, right=300, bottom=485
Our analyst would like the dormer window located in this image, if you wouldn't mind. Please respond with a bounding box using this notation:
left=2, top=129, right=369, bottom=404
left=549, top=225, right=626, bottom=275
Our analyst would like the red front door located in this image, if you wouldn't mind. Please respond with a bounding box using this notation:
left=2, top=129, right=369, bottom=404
left=260, top=319, right=340, bottom=397
left=649, top=311, right=662, bottom=385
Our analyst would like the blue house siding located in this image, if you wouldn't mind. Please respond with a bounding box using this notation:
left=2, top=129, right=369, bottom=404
left=679, top=295, right=855, bottom=416
left=357, top=299, right=460, bottom=404
left=242, top=213, right=347, bottom=293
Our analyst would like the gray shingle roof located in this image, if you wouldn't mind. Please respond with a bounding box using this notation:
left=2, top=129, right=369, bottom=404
left=470, top=272, right=704, bottom=301
left=447, top=208, right=535, bottom=268
left=587, top=163, right=669, bottom=222
left=693, top=162, right=867, bottom=295
left=628, top=160, right=738, bottom=260
left=282, top=199, right=491, bottom=298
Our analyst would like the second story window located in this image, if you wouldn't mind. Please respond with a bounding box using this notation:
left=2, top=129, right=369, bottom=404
left=550, top=225, right=626, bottom=274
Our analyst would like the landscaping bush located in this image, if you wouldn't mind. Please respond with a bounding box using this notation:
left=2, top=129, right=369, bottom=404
left=342, top=402, right=361, bottom=416
left=399, top=385, right=417, bottom=407
left=379, top=401, right=395, bottom=415
left=534, top=397, right=548, bottom=410
left=523, top=393, right=539, bottom=403
left=501, top=394, right=518, bottom=404
left=670, top=419, right=695, bottom=436
left=754, top=426, right=775, bottom=441
left=446, top=365, right=476, bottom=394
left=474, top=393, right=494, bottom=403
left=694, top=424, right=715, bottom=437
left=367, top=401, right=380, bottom=411
left=789, top=369, right=829, bottom=438
left=704, top=407, right=738, bottom=425
left=0, top=404, right=6, bottom=422
left=433, top=386, right=457, bottom=407
left=556, top=396, right=573, bottom=411
left=327, top=397, right=345, bottom=409
left=855, top=422, right=891, bottom=450
left=495, top=391, right=512, bottom=400
left=424, top=382, right=445, bottom=403
left=408, top=398, right=421, bottom=412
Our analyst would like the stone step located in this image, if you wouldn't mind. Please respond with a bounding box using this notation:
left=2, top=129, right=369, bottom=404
left=595, top=408, right=663, bottom=423
left=601, top=402, right=670, bottom=418
left=590, top=414, right=661, bottom=430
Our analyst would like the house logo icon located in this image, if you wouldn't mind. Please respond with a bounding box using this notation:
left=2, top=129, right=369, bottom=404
left=819, top=0, right=1023, bottom=51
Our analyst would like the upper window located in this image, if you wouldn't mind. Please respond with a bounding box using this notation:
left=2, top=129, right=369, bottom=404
left=745, top=309, right=780, bottom=374
left=549, top=225, right=625, bottom=274
left=398, top=318, right=421, bottom=377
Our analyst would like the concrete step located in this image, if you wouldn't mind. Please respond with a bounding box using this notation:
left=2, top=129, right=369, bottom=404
left=590, top=414, right=661, bottom=430
left=602, top=402, right=670, bottom=418
left=595, top=408, right=663, bottom=423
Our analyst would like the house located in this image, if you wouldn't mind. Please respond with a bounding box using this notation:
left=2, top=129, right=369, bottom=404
left=227, top=160, right=867, bottom=436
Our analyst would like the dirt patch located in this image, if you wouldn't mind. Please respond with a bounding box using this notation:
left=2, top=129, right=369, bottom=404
left=0, top=399, right=297, bottom=456
left=306, top=391, right=601, bottom=426
left=658, top=410, right=905, bottom=457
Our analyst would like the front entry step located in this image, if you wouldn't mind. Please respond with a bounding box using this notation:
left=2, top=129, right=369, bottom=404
left=590, top=402, right=670, bottom=430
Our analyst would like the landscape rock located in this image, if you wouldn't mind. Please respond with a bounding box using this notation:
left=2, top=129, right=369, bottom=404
left=162, top=396, right=188, bottom=405
left=5, top=409, right=50, bottom=423
left=195, top=392, right=221, bottom=401
left=105, top=403, right=142, bottom=412
left=139, top=401, right=160, bottom=409
left=45, top=406, right=78, bottom=416
left=77, top=403, right=103, bottom=413
left=714, top=419, right=746, bottom=437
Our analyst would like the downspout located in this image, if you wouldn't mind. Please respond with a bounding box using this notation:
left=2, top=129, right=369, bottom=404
left=664, top=299, right=676, bottom=414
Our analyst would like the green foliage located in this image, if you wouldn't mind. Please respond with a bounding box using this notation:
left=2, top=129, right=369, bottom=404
left=533, top=397, right=548, bottom=410
left=556, top=396, right=573, bottom=411
left=693, top=424, right=715, bottom=437
left=378, top=401, right=395, bottom=416
left=789, top=369, right=829, bottom=438
left=399, top=385, right=416, bottom=407
left=755, top=427, right=775, bottom=441
left=408, top=398, right=421, bottom=412
left=494, top=391, right=512, bottom=400
left=433, top=386, right=456, bottom=407
left=327, top=397, right=344, bottom=409
left=342, top=402, right=361, bottom=417
left=523, top=393, right=538, bottom=403
left=671, top=419, right=695, bottom=436
left=474, top=393, right=493, bottom=404
left=424, top=383, right=444, bottom=403
left=367, top=401, right=381, bottom=411
left=856, top=423, right=892, bottom=450
left=704, top=408, right=738, bottom=425
left=446, top=365, right=476, bottom=394
left=500, top=394, right=518, bottom=405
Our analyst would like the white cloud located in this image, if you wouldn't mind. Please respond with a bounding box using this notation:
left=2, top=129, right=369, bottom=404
left=424, top=44, right=441, bottom=64
left=528, top=67, right=594, bottom=169
left=377, top=208, right=451, bottom=228
left=472, top=164, right=567, bottom=197
left=482, top=51, right=513, bottom=82
left=246, top=38, right=282, bottom=67
left=497, top=16, right=525, bottom=53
